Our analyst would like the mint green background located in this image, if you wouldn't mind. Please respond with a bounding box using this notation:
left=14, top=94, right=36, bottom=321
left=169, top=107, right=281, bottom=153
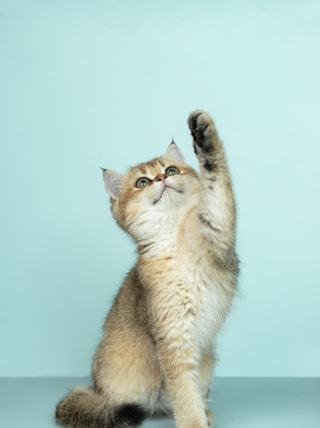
left=1, top=0, right=319, bottom=377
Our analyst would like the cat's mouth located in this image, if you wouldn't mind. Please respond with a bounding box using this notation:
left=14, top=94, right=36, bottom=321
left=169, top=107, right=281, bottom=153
left=153, top=184, right=183, bottom=205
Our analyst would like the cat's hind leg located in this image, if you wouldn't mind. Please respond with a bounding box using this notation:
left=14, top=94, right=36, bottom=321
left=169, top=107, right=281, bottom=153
left=56, top=327, right=159, bottom=427
left=91, top=323, right=164, bottom=422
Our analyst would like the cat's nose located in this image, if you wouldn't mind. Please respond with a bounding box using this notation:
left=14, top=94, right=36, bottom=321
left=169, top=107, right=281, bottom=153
left=154, top=174, right=167, bottom=182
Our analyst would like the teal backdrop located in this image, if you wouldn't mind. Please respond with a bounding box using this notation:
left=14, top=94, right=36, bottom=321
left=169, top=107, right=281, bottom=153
left=1, top=0, right=319, bottom=378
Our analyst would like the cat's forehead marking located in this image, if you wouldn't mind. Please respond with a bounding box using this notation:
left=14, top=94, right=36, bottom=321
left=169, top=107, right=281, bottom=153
left=131, top=158, right=167, bottom=177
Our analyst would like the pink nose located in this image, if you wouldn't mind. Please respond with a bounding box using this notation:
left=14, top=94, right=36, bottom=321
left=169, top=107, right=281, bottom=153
left=154, top=174, right=167, bottom=182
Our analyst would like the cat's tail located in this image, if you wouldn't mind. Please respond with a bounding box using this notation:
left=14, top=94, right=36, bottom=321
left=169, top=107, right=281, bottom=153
left=55, top=386, right=146, bottom=428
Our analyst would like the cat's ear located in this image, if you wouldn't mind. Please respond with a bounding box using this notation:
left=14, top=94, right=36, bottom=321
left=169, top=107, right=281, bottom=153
left=102, top=169, right=124, bottom=200
left=165, top=140, right=186, bottom=164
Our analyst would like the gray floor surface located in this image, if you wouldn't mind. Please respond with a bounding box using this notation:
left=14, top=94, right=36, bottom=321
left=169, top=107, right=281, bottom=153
left=0, top=377, right=319, bottom=428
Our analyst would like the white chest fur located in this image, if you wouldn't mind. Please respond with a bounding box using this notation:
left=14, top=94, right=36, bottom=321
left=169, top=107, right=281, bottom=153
left=180, top=258, right=232, bottom=346
left=148, top=251, right=234, bottom=354
left=138, top=205, right=235, bottom=351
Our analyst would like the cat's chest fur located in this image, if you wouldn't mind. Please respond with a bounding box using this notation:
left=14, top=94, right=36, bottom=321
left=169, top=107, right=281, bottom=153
left=135, top=199, right=236, bottom=355
left=139, top=237, right=234, bottom=351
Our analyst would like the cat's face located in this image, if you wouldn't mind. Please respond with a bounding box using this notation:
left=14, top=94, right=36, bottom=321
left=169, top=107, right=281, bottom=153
left=103, top=143, right=201, bottom=241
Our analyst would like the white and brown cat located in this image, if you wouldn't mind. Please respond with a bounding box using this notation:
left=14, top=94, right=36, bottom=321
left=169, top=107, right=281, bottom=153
left=56, top=110, right=239, bottom=428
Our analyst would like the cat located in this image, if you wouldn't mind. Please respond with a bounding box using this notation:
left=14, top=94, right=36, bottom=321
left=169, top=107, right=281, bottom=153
left=56, top=110, right=239, bottom=428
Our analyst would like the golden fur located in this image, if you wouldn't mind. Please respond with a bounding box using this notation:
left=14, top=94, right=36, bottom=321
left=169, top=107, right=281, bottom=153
left=56, top=110, right=239, bottom=428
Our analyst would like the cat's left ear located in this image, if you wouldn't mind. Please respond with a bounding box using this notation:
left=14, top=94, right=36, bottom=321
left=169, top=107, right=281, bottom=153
left=102, top=169, right=124, bottom=200
left=165, top=141, right=186, bottom=164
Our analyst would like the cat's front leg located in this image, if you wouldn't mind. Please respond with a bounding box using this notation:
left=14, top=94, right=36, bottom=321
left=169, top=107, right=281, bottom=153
left=187, top=110, right=237, bottom=265
left=205, top=407, right=215, bottom=428
left=156, top=345, right=209, bottom=428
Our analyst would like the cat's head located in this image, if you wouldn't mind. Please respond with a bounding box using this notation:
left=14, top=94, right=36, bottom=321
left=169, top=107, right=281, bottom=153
left=103, top=142, right=200, bottom=242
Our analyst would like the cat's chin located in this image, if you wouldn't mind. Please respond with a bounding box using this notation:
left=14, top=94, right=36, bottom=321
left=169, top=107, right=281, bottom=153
left=152, top=185, right=183, bottom=205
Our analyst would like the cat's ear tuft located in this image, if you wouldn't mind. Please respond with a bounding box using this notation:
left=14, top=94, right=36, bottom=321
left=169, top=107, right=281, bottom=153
left=102, top=169, right=124, bottom=200
left=165, top=141, right=186, bottom=164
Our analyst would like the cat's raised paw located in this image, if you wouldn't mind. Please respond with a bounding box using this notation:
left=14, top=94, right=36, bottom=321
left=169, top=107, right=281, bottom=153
left=188, top=110, right=216, bottom=154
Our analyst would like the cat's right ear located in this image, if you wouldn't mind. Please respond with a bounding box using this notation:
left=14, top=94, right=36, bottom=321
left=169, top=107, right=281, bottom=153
left=165, top=141, right=186, bottom=164
left=102, top=169, right=124, bottom=200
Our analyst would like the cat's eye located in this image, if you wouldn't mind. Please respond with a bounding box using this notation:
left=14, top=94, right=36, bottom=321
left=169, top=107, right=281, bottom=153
left=135, top=177, right=151, bottom=188
left=165, top=166, right=180, bottom=176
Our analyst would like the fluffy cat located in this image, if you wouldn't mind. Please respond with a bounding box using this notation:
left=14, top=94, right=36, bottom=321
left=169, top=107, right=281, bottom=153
left=56, top=110, right=239, bottom=428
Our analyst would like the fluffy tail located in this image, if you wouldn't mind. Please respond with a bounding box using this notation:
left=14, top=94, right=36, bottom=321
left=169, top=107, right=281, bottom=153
left=55, top=386, right=146, bottom=428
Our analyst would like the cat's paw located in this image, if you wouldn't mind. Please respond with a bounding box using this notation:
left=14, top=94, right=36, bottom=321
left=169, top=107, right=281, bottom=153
left=188, top=110, right=216, bottom=154
left=205, top=407, right=215, bottom=428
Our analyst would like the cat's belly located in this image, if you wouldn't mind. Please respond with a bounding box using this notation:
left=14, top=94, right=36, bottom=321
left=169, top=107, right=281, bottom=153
left=194, top=277, right=231, bottom=345
left=139, top=252, right=236, bottom=350
left=166, top=261, right=235, bottom=349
